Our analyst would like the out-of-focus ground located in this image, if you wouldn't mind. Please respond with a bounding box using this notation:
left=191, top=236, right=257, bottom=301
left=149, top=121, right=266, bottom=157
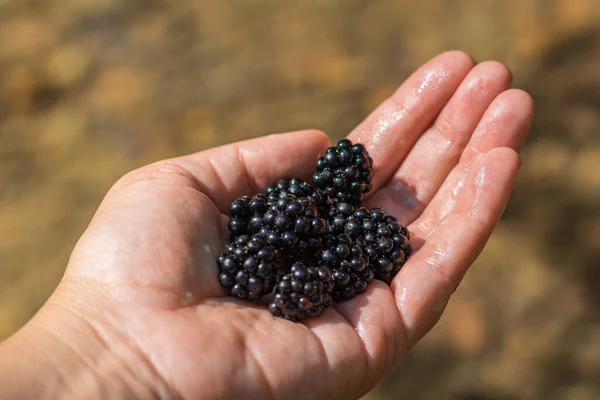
left=1, top=0, right=600, bottom=398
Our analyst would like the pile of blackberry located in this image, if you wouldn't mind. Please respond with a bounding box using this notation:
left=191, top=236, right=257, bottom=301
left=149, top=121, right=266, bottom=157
left=217, top=139, right=412, bottom=322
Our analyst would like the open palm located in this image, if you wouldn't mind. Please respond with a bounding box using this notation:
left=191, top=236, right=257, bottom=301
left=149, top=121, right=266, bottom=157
left=53, top=52, right=534, bottom=399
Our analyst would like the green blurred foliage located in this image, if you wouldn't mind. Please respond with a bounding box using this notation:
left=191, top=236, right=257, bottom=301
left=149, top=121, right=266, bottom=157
left=1, top=0, right=600, bottom=398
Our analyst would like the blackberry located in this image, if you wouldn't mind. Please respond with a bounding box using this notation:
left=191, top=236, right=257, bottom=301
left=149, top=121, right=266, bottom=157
left=318, top=233, right=373, bottom=303
left=260, top=195, right=329, bottom=255
left=332, top=206, right=411, bottom=284
left=313, top=139, right=374, bottom=206
left=266, top=178, right=329, bottom=217
left=217, top=234, right=285, bottom=300
left=227, top=194, right=272, bottom=240
left=227, top=180, right=329, bottom=242
left=268, top=262, right=333, bottom=321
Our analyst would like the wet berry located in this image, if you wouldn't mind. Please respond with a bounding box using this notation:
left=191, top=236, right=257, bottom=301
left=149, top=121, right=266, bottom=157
left=217, top=235, right=284, bottom=300
left=313, top=140, right=374, bottom=206
left=332, top=207, right=412, bottom=284
left=318, top=234, right=373, bottom=302
left=268, top=262, right=333, bottom=321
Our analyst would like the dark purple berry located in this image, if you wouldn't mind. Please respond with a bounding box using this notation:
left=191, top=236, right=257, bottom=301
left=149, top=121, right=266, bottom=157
left=217, top=235, right=283, bottom=300
left=269, top=261, right=333, bottom=321
left=313, top=140, right=374, bottom=206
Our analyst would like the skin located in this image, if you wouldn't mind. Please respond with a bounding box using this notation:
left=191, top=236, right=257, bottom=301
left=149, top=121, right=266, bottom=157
left=0, top=51, right=534, bottom=399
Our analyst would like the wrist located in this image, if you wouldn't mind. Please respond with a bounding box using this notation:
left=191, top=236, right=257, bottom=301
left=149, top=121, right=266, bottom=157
left=0, top=281, right=174, bottom=399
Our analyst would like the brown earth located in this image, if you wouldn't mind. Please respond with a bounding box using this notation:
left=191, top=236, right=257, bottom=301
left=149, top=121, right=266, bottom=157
left=1, top=1, right=600, bottom=399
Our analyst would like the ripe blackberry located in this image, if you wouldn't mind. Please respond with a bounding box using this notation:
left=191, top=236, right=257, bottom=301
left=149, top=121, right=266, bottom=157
left=333, top=206, right=411, bottom=284
left=268, top=262, right=333, bottom=321
left=318, top=233, right=373, bottom=303
left=227, top=180, right=329, bottom=242
left=313, top=139, right=374, bottom=206
left=227, top=194, right=272, bottom=240
left=266, top=178, right=329, bottom=216
left=217, top=234, right=285, bottom=300
left=260, top=195, right=329, bottom=254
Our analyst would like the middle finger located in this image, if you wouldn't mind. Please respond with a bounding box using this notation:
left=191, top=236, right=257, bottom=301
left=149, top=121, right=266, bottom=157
left=368, top=61, right=513, bottom=225
left=347, top=51, right=476, bottom=193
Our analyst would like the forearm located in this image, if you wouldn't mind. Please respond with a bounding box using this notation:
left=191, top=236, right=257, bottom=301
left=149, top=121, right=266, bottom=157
left=0, top=286, right=175, bottom=399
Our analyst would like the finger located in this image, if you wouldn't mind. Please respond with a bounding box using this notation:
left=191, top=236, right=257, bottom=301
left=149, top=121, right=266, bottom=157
left=347, top=51, right=476, bottom=193
left=369, top=61, right=513, bottom=225
left=330, top=281, right=406, bottom=396
left=393, top=147, right=521, bottom=347
left=112, top=129, right=332, bottom=214
left=304, top=308, right=371, bottom=398
left=409, top=89, right=534, bottom=241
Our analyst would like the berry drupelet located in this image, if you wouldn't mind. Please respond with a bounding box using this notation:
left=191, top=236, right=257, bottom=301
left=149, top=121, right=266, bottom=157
left=318, top=233, right=373, bottom=303
left=313, top=139, right=374, bottom=207
left=217, top=235, right=284, bottom=300
left=268, top=262, right=333, bottom=321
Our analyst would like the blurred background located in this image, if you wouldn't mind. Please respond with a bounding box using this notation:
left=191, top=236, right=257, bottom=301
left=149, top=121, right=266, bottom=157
left=1, top=0, right=600, bottom=399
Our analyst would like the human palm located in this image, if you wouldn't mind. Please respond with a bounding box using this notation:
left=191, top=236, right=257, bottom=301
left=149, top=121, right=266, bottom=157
left=43, top=52, right=533, bottom=399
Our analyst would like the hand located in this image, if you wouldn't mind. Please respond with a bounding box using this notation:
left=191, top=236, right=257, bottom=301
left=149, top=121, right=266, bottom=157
left=0, top=51, right=534, bottom=399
